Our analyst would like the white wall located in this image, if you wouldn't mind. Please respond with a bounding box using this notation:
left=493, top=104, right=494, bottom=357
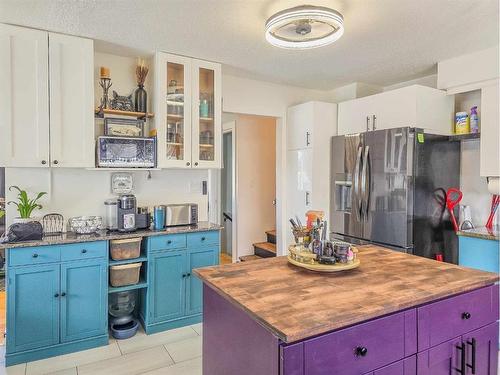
left=5, top=168, right=208, bottom=226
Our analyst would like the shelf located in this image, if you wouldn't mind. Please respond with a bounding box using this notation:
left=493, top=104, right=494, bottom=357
left=86, top=167, right=161, bottom=171
left=166, top=142, right=184, bottom=146
left=167, top=101, right=184, bottom=106
left=109, top=277, right=147, bottom=293
left=200, top=117, right=213, bottom=122
left=199, top=144, right=214, bottom=148
left=449, top=132, right=480, bottom=141
left=167, top=114, right=184, bottom=120
left=109, top=256, right=148, bottom=266
left=95, top=108, right=154, bottom=118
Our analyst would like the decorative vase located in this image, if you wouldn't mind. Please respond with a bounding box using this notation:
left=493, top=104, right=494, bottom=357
left=13, top=217, right=37, bottom=224
left=134, top=85, right=147, bottom=113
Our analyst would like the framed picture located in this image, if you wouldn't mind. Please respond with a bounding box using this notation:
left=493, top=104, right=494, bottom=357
left=104, top=117, right=144, bottom=137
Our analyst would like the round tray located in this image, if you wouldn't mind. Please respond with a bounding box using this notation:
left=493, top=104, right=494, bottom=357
left=287, top=255, right=360, bottom=272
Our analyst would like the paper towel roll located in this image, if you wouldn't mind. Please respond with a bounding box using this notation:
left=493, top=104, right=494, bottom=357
left=487, top=177, right=500, bottom=195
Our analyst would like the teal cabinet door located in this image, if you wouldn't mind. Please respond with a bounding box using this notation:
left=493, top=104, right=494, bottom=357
left=186, top=246, right=219, bottom=315
left=7, top=264, right=60, bottom=353
left=60, top=259, right=107, bottom=342
left=150, top=250, right=186, bottom=323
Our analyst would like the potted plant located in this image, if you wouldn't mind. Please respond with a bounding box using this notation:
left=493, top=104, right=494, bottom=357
left=7, top=186, right=47, bottom=224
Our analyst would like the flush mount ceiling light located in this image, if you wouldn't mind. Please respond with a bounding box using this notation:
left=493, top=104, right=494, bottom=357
left=265, top=5, right=344, bottom=49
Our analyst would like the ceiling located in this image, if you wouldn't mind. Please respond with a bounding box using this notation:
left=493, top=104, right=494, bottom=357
left=0, top=0, right=498, bottom=90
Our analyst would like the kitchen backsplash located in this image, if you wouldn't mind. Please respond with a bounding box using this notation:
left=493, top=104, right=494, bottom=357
left=4, top=168, right=209, bottom=227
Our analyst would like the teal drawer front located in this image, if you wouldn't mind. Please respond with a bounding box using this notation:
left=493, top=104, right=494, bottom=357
left=149, top=234, right=187, bottom=251
left=9, top=246, right=60, bottom=267
left=187, top=231, right=220, bottom=247
left=60, top=241, right=107, bottom=262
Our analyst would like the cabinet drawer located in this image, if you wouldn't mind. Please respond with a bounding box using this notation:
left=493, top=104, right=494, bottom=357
left=304, top=311, right=408, bottom=375
left=417, top=285, right=499, bottom=351
left=60, top=241, right=107, bottom=262
left=8, top=246, right=60, bottom=267
left=149, top=234, right=187, bottom=251
left=187, top=231, right=219, bottom=247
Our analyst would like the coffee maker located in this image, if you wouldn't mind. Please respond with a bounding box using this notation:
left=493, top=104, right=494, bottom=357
left=117, top=194, right=136, bottom=232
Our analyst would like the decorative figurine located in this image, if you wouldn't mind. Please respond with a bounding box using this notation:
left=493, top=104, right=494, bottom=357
left=110, top=91, right=134, bottom=112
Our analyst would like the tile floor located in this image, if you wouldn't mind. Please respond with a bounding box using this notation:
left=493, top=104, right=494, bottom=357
left=0, top=323, right=203, bottom=375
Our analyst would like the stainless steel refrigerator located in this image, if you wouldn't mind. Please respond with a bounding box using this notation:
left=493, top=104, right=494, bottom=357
left=330, top=127, right=460, bottom=263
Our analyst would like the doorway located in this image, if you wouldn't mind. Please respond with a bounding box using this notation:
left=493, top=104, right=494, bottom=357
left=220, top=130, right=233, bottom=264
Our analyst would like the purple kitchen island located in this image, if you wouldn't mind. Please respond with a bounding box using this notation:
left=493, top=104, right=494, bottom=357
left=194, top=245, right=500, bottom=375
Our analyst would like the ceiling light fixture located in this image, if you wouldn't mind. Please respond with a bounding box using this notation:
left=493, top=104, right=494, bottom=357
left=265, top=5, right=344, bottom=49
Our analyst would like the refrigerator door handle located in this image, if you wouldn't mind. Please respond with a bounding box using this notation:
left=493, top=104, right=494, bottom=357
left=353, top=145, right=363, bottom=221
left=363, top=146, right=371, bottom=220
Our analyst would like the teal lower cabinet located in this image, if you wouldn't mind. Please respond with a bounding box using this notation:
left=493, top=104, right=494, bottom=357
left=6, top=241, right=108, bottom=366
left=141, top=231, right=220, bottom=334
left=458, top=235, right=499, bottom=273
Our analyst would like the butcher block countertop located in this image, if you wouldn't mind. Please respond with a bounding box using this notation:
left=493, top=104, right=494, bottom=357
left=194, top=245, right=499, bottom=343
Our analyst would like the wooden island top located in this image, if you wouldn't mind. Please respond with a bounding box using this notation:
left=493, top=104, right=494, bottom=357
left=194, top=245, right=499, bottom=343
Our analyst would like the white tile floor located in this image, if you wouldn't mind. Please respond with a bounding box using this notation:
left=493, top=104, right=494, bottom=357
left=0, top=324, right=203, bottom=375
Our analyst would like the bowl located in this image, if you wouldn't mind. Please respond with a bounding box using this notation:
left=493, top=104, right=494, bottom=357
left=68, top=216, right=102, bottom=234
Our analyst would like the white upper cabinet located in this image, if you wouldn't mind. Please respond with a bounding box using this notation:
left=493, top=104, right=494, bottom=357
left=48, top=33, right=94, bottom=168
left=0, top=24, right=50, bottom=167
left=155, top=52, right=221, bottom=169
left=480, top=81, right=499, bottom=177
left=338, top=85, right=454, bottom=135
left=0, top=24, right=94, bottom=168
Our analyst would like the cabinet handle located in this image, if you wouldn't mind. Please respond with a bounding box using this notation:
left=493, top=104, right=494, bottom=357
left=41, top=160, right=47, bottom=165
left=81, top=249, right=87, bottom=254
left=32, top=253, right=39, bottom=258
left=61, top=292, right=66, bottom=297
left=187, top=273, right=191, bottom=277
left=53, top=160, right=59, bottom=165
left=201, top=237, right=206, bottom=241
left=186, top=162, right=191, bottom=166
left=355, top=346, right=368, bottom=357
left=194, top=162, right=198, bottom=166
left=372, top=115, right=377, bottom=130
left=455, top=342, right=466, bottom=374
left=182, top=273, right=187, bottom=278
left=306, top=132, right=311, bottom=146
left=462, top=312, right=471, bottom=320
left=167, top=240, right=172, bottom=245
left=305, top=191, right=310, bottom=206
left=54, top=293, right=59, bottom=298
left=366, top=116, right=370, bottom=131
left=466, top=338, right=476, bottom=374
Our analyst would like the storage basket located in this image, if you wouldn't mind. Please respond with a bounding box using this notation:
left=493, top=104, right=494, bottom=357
left=110, top=238, right=142, bottom=260
left=110, top=262, right=142, bottom=287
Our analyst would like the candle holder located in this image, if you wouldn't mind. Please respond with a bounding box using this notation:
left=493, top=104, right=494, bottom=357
left=98, top=77, right=112, bottom=116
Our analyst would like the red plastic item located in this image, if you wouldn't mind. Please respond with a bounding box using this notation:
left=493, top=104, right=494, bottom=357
left=446, top=188, right=463, bottom=232
left=435, top=254, right=443, bottom=262
left=486, top=195, right=499, bottom=230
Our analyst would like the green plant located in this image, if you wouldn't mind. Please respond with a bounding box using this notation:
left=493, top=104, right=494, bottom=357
left=0, top=209, right=4, bottom=219
left=7, top=186, right=47, bottom=219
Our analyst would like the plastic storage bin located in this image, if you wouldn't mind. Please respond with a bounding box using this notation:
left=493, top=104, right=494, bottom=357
left=110, top=238, right=142, bottom=260
left=109, top=290, right=137, bottom=317
left=109, top=262, right=142, bottom=287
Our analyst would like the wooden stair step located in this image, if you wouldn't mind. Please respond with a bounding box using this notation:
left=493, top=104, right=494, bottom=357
left=253, top=242, right=276, bottom=258
left=239, top=255, right=263, bottom=262
left=265, top=230, right=277, bottom=244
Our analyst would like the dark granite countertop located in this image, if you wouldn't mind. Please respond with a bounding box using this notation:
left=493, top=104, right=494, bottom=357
left=457, top=226, right=499, bottom=241
left=0, top=221, right=222, bottom=249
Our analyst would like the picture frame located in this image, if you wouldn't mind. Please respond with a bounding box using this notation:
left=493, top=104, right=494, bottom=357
left=104, top=117, right=144, bottom=137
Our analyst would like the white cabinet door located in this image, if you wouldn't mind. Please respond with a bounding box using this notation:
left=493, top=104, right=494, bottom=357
left=287, top=103, right=313, bottom=150
left=369, top=86, right=415, bottom=130
left=48, top=33, right=94, bottom=168
left=0, top=24, right=50, bottom=167
left=191, top=59, right=221, bottom=169
left=155, top=52, right=193, bottom=168
left=287, top=149, right=313, bottom=221
left=337, top=95, right=374, bottom=135
left=480, top=82, right=500, bottom=177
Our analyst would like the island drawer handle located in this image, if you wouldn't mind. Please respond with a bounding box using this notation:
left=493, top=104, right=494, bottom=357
left=32, top=253, right=39, bottom=258
left=462, top=312, right=471, bottom=320
left=355, top=346, right=368, bottom=357
left=466, top=338, right=476, bottom=374
left=454, top=342, right=466, bottom=374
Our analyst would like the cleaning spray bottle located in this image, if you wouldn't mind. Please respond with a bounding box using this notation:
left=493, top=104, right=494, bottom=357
left=470, top=106, right=479, bottom=133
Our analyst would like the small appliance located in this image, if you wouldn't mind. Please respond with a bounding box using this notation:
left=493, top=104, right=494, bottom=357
left=153, top=206, right=166, bottom=230
left=104, top=199, right=118, bottom=230
left=165, top=204, right=198, bottom=227
left=117, top=194, right=136, bottom=232
left=136, top=207, right=151, bottom=230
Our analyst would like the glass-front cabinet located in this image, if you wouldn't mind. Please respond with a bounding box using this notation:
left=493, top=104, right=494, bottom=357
left=155, top=53, right=221, bottom=169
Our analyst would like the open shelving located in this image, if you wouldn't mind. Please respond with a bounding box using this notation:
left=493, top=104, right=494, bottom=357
left=109, top=255, right=148, bottom=266
left=95, top=108, right=154, bottom=118
left=108, top=277, right=148, bottom=293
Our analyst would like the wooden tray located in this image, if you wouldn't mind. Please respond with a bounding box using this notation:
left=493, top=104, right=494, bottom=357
left=287, top=256, right=360, bottom=272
